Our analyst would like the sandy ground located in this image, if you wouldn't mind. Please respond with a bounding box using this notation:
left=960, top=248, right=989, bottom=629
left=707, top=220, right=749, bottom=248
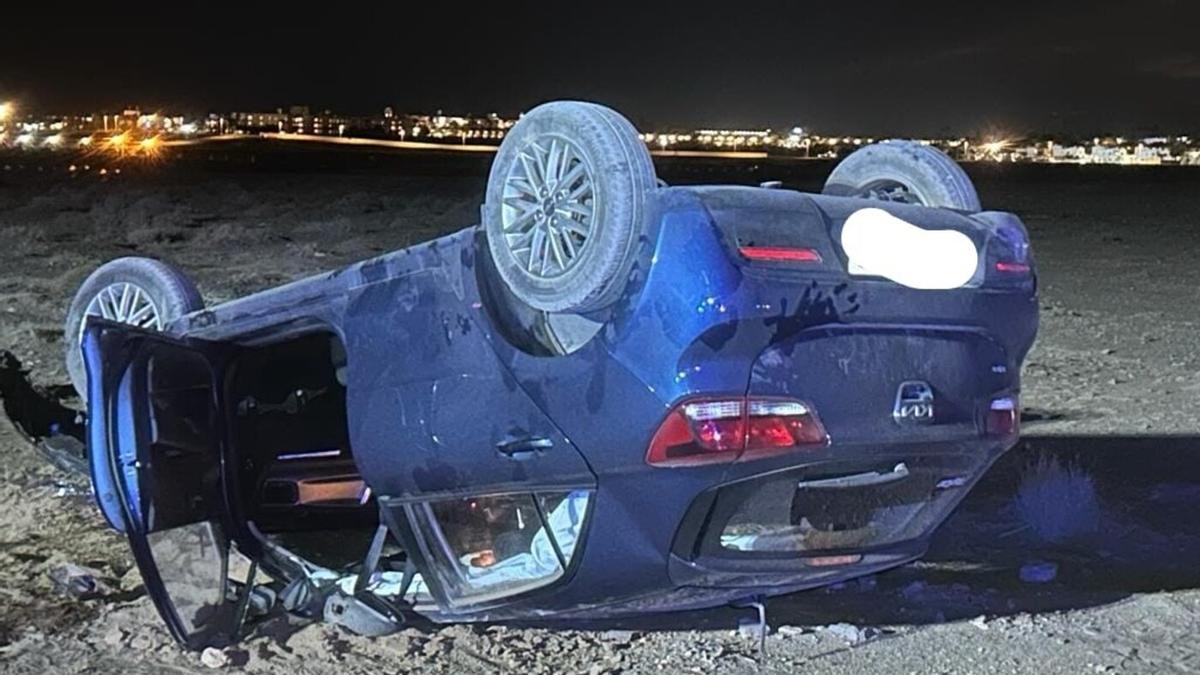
left=0, top=151, right=1198, bottom=673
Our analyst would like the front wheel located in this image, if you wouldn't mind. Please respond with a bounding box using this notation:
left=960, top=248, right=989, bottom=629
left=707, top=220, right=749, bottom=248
left=822, top=140, right=981, bottom=212
left=64, top=257, right=203, bottom=402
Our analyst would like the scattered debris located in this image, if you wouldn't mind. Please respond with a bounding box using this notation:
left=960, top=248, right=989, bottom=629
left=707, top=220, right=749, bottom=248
left=776, top=625, right=809, bottom=637
left=52, top=480, right=83, bottom=497
left=737, top=617, right=768, bottom=641
left=36, top=476, right=86, bottom=498
left=200, top=646, right=229, bottom=668
left=47, top=562, right=114, bottom=600
left=820, top=622, right=880, bottom=646
left=600, top=629, right=636, bottom=645
left=970, top=615, right=990, bottom=630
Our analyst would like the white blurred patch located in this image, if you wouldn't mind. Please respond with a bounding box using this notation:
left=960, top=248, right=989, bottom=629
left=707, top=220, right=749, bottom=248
left=841, top=208, right=979, bottom=289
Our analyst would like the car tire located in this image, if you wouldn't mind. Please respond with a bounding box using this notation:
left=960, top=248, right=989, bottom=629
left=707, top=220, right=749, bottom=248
left=822, top=140, right=981, bottom=212
left=64, top=257, right=204, bottom=402
left=482, top=101, right=657, bottom=313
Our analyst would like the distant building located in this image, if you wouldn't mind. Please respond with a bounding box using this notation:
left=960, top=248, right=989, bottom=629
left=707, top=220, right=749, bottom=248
left=1132, top=143, right=1165, bottom=165
left=1011, top=145, right=1041, bottom=161
left=231, top=110, right=289, bottom=132
left=1051, top=143, right=1087, bottom=162
left=1090, top=145, right=1127, bottom=164
left=395, top=111, right=513, bottom=141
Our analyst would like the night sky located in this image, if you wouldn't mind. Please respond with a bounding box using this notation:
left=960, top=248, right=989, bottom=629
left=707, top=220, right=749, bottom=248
left=2, top=1, right=1197, bottom=136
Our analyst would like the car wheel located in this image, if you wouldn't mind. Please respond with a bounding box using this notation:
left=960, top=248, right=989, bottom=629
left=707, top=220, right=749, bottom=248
left=482, top=101, right=657, bottom=313
left=822, top=140, right=981, bottom=212
left=64, top=257, right=204, bottom=402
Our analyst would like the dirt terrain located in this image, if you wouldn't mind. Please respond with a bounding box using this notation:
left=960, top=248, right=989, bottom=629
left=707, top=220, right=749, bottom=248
left=0, top=148, right=1197, bottom=673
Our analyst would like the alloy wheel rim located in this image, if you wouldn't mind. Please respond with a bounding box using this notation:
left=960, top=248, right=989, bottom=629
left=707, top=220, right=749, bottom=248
left=80, top=282, right=163, bottom=343
left=501, top=135, right=597, bottom=279
left=861, top=180, right=925, bottom=205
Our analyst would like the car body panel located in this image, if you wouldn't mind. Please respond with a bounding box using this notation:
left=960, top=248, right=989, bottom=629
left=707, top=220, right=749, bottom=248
left=338, top=264, right=598, bottom=501
left=83, top=185, right=1039, bottom=635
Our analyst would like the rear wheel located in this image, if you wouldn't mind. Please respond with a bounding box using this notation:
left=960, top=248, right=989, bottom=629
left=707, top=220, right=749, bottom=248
left=823, top=141, right=981, bottom=212
left=482, top=101, right=657, bottom=314
left=64, top=257, right=203, bottom=402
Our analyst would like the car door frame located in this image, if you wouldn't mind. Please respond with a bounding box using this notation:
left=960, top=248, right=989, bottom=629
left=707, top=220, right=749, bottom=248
left=83, top=319, right=249, bottom=649
left=338, top=241, right=601, bottom=616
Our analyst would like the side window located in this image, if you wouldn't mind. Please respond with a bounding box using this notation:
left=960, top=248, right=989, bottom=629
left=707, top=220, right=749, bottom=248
left=403, top=490, right=592, bottom=608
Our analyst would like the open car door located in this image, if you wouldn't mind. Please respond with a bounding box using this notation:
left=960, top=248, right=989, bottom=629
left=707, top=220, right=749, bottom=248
left=82, top=319, right=243, bottom=649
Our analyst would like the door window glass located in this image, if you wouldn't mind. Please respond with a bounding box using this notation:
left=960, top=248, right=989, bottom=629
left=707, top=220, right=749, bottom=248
left=408, top=490, right=591, bottom=607
left=132, top=346, right=233, bottom=643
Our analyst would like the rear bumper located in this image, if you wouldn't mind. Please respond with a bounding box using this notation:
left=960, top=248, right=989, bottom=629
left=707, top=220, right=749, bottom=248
left=516, top=546, right=927, bottom=620
left=428, top=437, right=1013, bottom=623
left=664, top=438, right=1010, bottom=590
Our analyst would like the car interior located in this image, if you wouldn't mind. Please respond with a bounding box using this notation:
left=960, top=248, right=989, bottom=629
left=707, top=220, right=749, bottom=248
left=224, top=331, right=378, bottom=567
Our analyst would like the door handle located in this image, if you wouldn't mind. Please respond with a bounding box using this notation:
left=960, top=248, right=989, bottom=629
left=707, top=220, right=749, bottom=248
left=496, top=436, right=553, bottom=461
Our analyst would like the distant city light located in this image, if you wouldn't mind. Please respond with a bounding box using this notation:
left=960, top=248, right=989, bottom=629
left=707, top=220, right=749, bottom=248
left=139, top=135, right=162, bottom=157
left=0, top=101, right=1195, bottom=167
left=980, top=139, right=1010, bottom=157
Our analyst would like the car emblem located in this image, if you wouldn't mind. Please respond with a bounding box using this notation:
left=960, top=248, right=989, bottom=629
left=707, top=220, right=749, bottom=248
left=893, top=381, right=935, bottom=425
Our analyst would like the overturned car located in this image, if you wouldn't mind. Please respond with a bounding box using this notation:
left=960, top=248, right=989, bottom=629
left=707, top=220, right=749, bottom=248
left=65, top=101, right=1038, bottom=648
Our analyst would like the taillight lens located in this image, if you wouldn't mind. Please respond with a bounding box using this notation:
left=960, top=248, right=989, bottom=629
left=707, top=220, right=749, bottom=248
left=986, top=216, right=1032, bottom=278
left=986, top=396, right=1019, bottom=437
left=646, top=397, right=828, bottom=468
left=994, top=261, right=1031, bottom=274
left=738, top=246, right=823, bottom=263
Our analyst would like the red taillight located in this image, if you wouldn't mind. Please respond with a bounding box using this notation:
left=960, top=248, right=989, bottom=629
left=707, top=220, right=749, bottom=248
left=986, top=396, right=1019, bottom=437
left=646, top=397, right=828, bottom=468
left=995, top=261, right=1031, bottom=274
left=739, top=246, right=823, bottom=263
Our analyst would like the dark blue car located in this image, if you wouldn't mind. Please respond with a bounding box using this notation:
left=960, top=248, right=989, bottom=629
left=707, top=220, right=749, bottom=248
left=65, top=101, right=1038, bottom=648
